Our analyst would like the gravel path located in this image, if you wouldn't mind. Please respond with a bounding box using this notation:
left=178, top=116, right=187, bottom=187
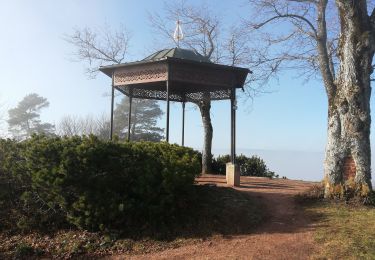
left=112, top=175, right=319, bottom=260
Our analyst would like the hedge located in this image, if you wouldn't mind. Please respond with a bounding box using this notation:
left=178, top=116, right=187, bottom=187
left=0, top=135, right=200, bottom=232
left=212, top=154, right=277, bottom=178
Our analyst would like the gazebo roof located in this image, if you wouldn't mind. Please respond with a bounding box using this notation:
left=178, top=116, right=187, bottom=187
left=143, top=48, right=212, bottom=63
left=99, top=48, right=250, bottom=103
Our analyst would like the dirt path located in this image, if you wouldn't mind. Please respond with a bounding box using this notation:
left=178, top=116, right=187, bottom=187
left=114, top=175, right=318, bottom=260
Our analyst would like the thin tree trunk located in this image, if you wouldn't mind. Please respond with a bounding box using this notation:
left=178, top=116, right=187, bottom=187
left=130, top=101, right=137, bottom=139
left=198, top=92, right=213, bottom=174
left=324, top=1, right=374, bottom=196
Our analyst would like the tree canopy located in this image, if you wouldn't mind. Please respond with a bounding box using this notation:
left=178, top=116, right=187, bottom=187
left=7, top=93, right=54, bottom=139
left=114, top=97, right=164, bottom=141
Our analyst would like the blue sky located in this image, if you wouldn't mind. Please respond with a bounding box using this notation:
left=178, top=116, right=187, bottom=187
left=0, top=0, right=373, bottom=181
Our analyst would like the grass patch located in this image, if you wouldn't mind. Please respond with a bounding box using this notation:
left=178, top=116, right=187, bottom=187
left=0, top=185, right=263, bottom=259
left=308, top=203, right=375, bottom=259
left=302, top=201, right=375, bottom=259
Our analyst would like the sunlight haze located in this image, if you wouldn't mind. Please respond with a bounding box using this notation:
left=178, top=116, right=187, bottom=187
left=1, top=0, right=374, bottom=182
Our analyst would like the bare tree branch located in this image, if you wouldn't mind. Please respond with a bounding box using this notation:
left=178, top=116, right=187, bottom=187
left=57, top=114, right=110, bottom=139
left=148, top=1, right=219, bottom=60
left=244, top=0, right=340, bottom=89
left=64, top=24, right=131, bottom=78
left=315, top=0, right=335, bottom=99
left=253, top=13, right=318, bottom=38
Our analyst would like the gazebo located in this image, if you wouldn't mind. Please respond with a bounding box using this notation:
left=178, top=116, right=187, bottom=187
left=99, top=47, right=250, bottom=186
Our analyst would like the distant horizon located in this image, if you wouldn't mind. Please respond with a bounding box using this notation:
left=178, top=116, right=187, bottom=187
left=208, top=147, right=375, bottom=187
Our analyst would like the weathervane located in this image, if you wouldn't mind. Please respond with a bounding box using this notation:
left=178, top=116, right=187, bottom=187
left=173, top=20, right=184, bottom=47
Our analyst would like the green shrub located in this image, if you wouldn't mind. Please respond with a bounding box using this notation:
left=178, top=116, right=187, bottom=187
left=14, top=243, right=36, bottom=259
left=0, top=139, right=30, bottom=231
left=211, top=154, right=277, bottom=178
left=0, top=135, right=200, bottom=232
left=211, top=155, right=231, bottom=175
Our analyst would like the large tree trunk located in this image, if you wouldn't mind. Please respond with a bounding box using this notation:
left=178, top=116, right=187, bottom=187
left=324, top=1, right=374, bottom=196
left=198, top=92, right=213, bottom=174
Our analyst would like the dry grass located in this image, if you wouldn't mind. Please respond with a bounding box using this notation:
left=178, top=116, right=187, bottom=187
left=304, top=201, right=375, bottom=259
left=0, top=230, right=197, bottom=259
left=297, top=185, right=375, bottom=259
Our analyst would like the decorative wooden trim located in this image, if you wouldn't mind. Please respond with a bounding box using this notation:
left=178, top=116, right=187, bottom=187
left=113, top=63, right=167, bottom=86
left=116, top=85, right=231, bottom=103
left=112, top=61, right=238, bottom=103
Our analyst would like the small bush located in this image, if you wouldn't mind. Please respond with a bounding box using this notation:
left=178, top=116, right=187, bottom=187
left=211, top=155, right=230, bottom=175
left=296, top=181, right=375, bottom=206
left=14, top=243, right=36, bottom=259
left=325, top=178, right=375, bottom=206
left=211, top=154, right=277, bottom=178
left=0, top=135, right=200, bottom=233
left=295, top=184, right=325, bottom=204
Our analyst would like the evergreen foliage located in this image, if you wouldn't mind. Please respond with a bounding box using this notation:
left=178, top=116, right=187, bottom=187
left=0, top=135, right=200, bottom=232
left=7, top=94, right=54, bottom=139
left=114, top=97, right=164, bottom=141
left=212, top=154, right=277, bottom=178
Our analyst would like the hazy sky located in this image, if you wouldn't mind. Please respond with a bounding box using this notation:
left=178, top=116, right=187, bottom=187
left=1, top=0, right=374, bottom=181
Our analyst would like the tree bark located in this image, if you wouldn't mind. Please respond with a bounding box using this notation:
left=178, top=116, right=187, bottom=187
left=198, top=92, right=213, bottom=174
left=324, top=0, right=375, bottom=196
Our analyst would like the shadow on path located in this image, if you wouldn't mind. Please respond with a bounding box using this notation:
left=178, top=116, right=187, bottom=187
left=114, top=175, right=323, bottom=259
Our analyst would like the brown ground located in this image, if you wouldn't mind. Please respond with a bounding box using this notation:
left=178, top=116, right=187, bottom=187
left=111, top=175, right=319, bottom=260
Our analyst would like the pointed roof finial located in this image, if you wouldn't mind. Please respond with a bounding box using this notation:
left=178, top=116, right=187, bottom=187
left=173, top=20, right=184, bottom=48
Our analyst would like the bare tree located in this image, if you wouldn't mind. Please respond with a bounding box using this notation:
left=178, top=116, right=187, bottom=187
left=247, top=0, right=375, bottom=196
left=95, top=113, right=111, bottom=139
left=57, top=114, right=110, bottom=139
left=57, top=115, right=95, bottom=136
left=149, top=1, right=220, bottom=58
left=149, top=1, right=245, bottom=173
left=65, top=25, right=166, bottom=142
left=65, top=25, right=131, bottom=78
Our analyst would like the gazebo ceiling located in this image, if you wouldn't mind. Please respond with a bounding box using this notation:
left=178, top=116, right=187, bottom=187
left=99, top=47, right=251, bottom=103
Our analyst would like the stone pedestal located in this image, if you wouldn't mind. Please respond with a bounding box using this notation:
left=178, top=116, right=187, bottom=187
left=226, top=163, right=240, bottom=187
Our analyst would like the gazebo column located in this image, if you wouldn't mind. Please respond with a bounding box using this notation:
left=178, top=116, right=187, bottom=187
left=166, top=81, right=170, bottom=142
left=181, top=101, right=185, bottom=146
left=231, top=88, right=236, bottom=164
left=127, top=88, right=133, bottom=142
left=109, top=73, right=115, bottom=140
left=226, top=87, right=240, bottom=186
